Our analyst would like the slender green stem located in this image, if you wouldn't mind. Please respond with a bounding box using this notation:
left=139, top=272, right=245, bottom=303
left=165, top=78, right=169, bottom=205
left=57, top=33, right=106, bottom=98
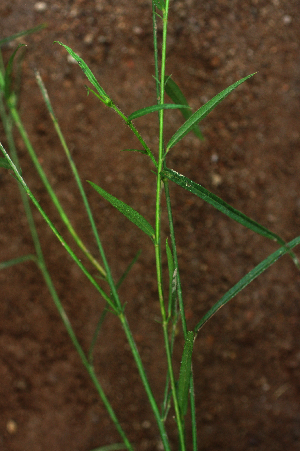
left=152, top=4, right=174, bottom=424
left=0, top=145, right=119, bottom=313
left=87, top=87, right=157, bottom=168
left=0, top=142, right=133, bottom=448
left=152, top=3, right=161, bottom=103
left=164, top=178, right=199, bottom=443
left=0, top=80, right=47, bottom=271
left=154, top=2, right=186, bottom=449
left=36, top=251, right=133, bottom=451
left=112, top=103, right=157, bottom=168
left=2, top=141, right=171, bottom=449
left=88, top=366, right=134, bottom=451
left=164, top=175, right=198, bottom=448
left=163, top=179, right=187, bottom=337
left=34, top=70, right=128, bottom=310
left=190, top=375, right=198, bottom=451
left=119, top=313, right=171, bottom=451
left=88, top=304, right=109, bottom=364
left=1, top=74, right=131, bottom=445
left=0, top=254, right=37, bottom=269
left=6, top=97, right=107, bottom=278
left=2, top=56, right=170, bottom=446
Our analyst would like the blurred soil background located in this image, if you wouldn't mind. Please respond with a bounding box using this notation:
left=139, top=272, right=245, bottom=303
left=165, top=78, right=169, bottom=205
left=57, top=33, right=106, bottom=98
left=1, top=0, right=300, bottom=450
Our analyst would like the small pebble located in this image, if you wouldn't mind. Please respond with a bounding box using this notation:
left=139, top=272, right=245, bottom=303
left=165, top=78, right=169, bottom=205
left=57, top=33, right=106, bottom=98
left=283, top=15, right=292, bottom=24
left=34, top=2, right=47, bottom=12
left=84, top=33, right=94, bottom=45
left=142, top=420, right=151, bottom=429
left=211, top=173, right=222, bottom=187
left=6, top=420, right=17, bottom=434
left=133, top=26, right=143, bottom=35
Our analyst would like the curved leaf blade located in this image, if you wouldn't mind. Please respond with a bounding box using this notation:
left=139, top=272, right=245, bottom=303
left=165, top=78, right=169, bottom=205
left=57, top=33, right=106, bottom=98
left=0, top=254, right=36, bottom=270
left=177, top=331, right=195, bottom=417
left=163, top=167, right=285, bottom=245
left=194, top=235, right=300, bottom=333
left=4, top=43, right=26, bottom=99
left=128, top=103, right=190, bottom=121
left=0, top=24, right=46, bottom=47
left=164, top=76, right=204, bottom=140
left=166, top=73, right=256, bottom=151
left=166, top=238, right=176, bottom=319
left=164, top=76, right=189, bottom=107
left=55, top=41, right=110, bottom=103
left=88, top=181, right=155, bottom=240
left=116, top=250, right=142, bottom=290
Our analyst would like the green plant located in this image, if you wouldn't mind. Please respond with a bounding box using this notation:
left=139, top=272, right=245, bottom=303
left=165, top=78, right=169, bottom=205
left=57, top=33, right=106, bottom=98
left=1, top=2, right=299, bottom=450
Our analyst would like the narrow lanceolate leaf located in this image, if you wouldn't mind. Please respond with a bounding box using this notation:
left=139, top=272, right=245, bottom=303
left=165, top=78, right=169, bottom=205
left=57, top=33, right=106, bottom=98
left=166, top=239, right=174, bottom=285
left=177, top=331, right=195, bottom=417
left=88, top=181, right=155, bottom=240
left=164, top=76, right=189, bottom=107
left=164, top=76, right=204, bottom=140
left=0, top=254, right=36, bottom=270
left=116, top=249, right=142, bottom=290
left=0, top=24, right=47, bottom=47
left=194, top=235, right=300, bottom=333
left=166, top=238, right=176, bottom=319
left=163, top=167, right=286, bottom=245
left=128, top=103, right=190, bottom=121
left=166, top=73, right=256, bottom=152
left=4, top=44, right=26, bottom=100
left=55, top=42, right=110, bottom=103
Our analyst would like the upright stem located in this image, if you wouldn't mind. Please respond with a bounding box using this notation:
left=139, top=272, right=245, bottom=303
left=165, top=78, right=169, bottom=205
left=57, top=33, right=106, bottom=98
left=152, top=3, right=161, bottom=103
left=7, top=99, right=107, bottom=278
left=0, top=91, right=132, bottom=448
left=154, top=2, right=186, bottom=449
left=119, top=314, right=171, bottom=451
left=163, top=180, right=187, bottom=337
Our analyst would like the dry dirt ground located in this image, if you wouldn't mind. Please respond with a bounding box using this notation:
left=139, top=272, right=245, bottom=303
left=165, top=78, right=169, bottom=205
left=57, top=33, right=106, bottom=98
left=1, top=1, right=300, bottom=450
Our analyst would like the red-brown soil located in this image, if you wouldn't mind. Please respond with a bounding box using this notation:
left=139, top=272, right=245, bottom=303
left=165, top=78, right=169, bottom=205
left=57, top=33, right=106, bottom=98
left=1, top=1, right=300, bottom=450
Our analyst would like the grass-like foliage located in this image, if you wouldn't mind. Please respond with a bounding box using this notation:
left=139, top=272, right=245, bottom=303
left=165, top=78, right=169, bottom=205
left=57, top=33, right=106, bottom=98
left=1, top=3, right=299, bottom=450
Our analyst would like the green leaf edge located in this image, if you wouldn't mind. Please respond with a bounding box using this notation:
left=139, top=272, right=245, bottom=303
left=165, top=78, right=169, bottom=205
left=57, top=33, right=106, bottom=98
left=177, top=330, right=195, bottom=417
left=194, top=235, right=300, bottom=333
left=163, top=167, right=284, bottom=244
left=166, top=73, right=256, bottom=151
left=166, top=238, right=175, bottom=319
left=164, top=76, right=204, bottom=140
left=0, top=24, right=47, bottom=47
left=88, top=181, right=155, bottom=240
left=4, top=43, right=26, bottom=99
left=128, top=103, right=191, bottom=121
left=55, top=41, right=110, bottom=103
